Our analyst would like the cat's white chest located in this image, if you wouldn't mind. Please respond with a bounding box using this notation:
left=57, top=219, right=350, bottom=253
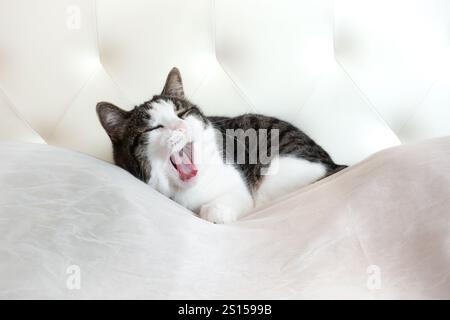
left=172, top=162, right=251, bottom=214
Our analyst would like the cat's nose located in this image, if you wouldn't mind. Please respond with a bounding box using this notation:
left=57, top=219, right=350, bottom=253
left=173, top=121, right=187, bottom=133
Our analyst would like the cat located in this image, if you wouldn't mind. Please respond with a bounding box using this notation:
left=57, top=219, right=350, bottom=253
left=96, top=67, right=346, bottom=223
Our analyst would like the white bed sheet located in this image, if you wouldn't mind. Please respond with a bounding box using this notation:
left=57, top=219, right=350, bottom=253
left=0, top=138, right=449, bottom=299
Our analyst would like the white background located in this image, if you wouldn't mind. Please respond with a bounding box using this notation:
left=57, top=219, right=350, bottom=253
left=0, top=0, right=449, bottom=164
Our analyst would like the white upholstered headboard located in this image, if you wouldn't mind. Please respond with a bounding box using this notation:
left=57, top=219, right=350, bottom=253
left=1, top=0, right=449, bottom=164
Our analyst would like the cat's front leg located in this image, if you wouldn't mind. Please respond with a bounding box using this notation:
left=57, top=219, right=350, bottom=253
left=199, top=194, right=253, bottom=224
left=199, top=203, right=239, bottom=224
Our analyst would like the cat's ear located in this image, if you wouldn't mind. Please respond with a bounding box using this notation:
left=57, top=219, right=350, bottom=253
left=96, top=102, right=129, bottom=143
left=161, top=67, right=184, bottom=98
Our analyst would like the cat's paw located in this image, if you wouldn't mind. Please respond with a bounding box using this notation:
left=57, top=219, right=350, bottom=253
left=199, top=203, right=238, bottom=224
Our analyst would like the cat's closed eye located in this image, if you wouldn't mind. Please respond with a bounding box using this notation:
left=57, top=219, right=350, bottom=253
left=131, top=125, right=163, bottom=149
left=145, top=125, right=164, bottom=132
left=177, top=109, right=190, bottom=119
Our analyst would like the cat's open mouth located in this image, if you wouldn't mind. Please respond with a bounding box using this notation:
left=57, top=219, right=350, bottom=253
left=169, top=142, right=198, bottom=181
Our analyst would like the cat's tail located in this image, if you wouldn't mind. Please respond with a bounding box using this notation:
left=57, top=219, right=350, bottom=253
left=327, top=164, right=348, bottom=177
left=335, top=164, right=348, bottom=171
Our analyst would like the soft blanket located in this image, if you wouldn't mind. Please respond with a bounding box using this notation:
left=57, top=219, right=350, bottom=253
left=0, top=137, right=449, bottom=299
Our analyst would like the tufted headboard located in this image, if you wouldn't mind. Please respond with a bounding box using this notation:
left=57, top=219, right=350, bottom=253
left=1, top=0, right=449, bottom=164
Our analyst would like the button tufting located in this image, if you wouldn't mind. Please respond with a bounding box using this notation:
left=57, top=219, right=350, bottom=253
left=0, top=0, right=448, bottom=163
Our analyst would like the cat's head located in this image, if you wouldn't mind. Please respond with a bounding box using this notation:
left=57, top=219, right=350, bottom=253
left=96, top=67, right=209, bottom=187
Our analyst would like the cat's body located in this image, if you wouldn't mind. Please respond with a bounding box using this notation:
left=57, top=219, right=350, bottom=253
left=97, top=68, right=346, bottom=223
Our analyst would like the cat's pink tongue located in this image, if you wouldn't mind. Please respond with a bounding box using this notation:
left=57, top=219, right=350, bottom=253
left=170, top=149, right=198, bottom=181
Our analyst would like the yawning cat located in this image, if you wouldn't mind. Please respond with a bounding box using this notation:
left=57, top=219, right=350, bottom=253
left=97, top=68, right=346, bottom=223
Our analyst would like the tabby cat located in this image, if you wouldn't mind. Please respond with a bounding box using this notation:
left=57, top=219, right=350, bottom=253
left=97, top=68, right=346, bottom=223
